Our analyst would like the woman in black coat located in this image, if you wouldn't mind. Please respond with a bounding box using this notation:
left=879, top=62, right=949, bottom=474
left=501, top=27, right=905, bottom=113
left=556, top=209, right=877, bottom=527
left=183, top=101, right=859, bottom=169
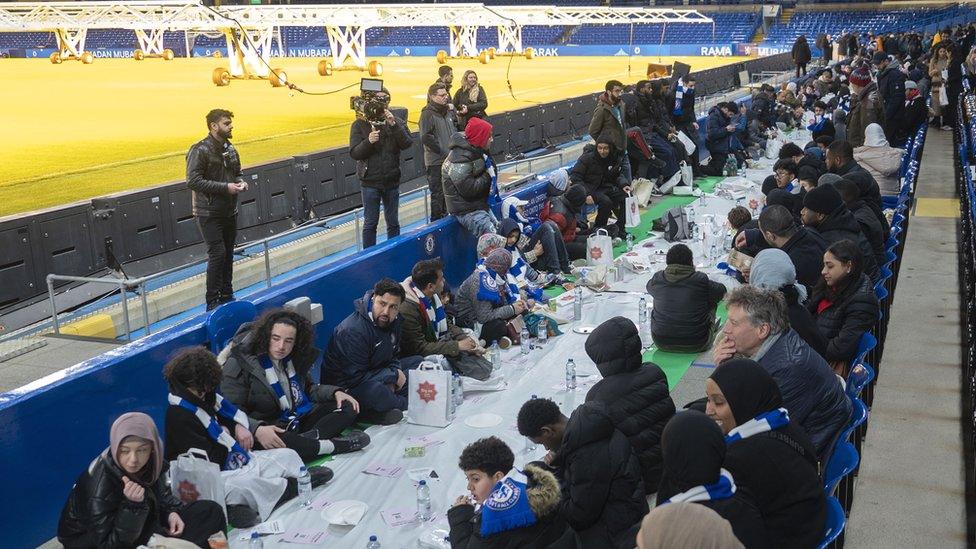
left=808, top=239, right=879, bottom=372
left=792, top=35, right=812, bottom=77
left=705, top=359, right=827, bottom=549
left=584, top=316, right=676, bottom=493
left=455, top=69, right=489, bottom=129
left=58, top=412, right=225, bottom=549
left=656, top=410, right=769, bottom=548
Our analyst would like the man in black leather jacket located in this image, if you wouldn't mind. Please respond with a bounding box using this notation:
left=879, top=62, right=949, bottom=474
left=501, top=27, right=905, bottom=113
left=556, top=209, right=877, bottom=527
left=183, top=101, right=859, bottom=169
left=186, top=108, right=247, bottom=311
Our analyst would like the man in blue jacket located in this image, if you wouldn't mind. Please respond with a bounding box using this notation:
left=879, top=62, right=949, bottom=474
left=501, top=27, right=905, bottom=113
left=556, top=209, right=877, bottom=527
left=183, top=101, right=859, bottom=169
left=705, top=102, right=738, bottom=175
left=322, top=278, right=424, bottom=425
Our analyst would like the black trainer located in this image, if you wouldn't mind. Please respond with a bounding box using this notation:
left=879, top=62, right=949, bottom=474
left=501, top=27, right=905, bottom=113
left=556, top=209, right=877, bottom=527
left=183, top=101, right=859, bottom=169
left=227, top=504, right=260, bottom=528
left=359, top=408, right=404, bottom=425
left=331, top=429, right=371, bottom=454
left=309, top=466, right=334, bottom=487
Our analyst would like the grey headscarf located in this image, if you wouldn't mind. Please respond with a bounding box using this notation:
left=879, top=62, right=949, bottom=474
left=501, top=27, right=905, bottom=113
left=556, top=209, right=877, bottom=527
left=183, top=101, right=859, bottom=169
left=750, top=248, right=808, bottom=303
left=817, top=173, right=844, bottom=187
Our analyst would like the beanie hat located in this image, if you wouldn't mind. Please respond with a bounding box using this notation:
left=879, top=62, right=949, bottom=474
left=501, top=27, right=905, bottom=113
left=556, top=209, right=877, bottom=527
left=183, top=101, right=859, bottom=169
left=802, top=184, right=844, bottom=215
left=905, top=80, right=918, bottom=90
left=465, top=117, right=493, bottom=149
left=849, top=68, right=871, bottom=87
left=477, top=233, right=507, bottom=259
left=817, top=173, right=844, bottom=187
left=484, top=248, right=513, bottom=275
left=871, top=51, right=888, bottom=65
left=565, top=184, right=588, bottom=208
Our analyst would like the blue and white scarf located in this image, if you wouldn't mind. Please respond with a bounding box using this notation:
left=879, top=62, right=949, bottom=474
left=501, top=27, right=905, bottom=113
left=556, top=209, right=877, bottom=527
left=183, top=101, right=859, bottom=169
left=505, top=245, right=530, bottom=288
left=258, top=355, right=313, bottom=422
left=480, top=469, right=537, bottom=537
left=661, top=469, right=737, bottom=504
left=410, top=281, right=448, bottom=339
left=808, top=114, right=829, bottom=133
left=673, top=80, right=687, bottom=116
left=485, top=154, right=501, bottom=211
left=168, top=393, right=251, bottom=470
left=725, top=407, right=790, bottom=444
left=784, top=179, right=800, bottom=194
left=476, top=262, right=516, bottom=304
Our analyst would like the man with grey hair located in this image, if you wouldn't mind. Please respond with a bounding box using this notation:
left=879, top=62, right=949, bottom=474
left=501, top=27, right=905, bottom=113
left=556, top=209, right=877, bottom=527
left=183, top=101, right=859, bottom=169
left=712, top=286, right=850, bottom=458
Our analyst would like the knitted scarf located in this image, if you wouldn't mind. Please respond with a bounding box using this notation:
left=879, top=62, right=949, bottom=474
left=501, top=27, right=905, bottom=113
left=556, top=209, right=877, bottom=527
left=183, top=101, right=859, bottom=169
left=258, top=355, right=313, bottom=422
left=410, top=281, right=448, bottom=339
left=725, top=408, right=791, bottom=444
left=660, top=469, right=737, bottom=504
left=168, top=393, right=251, bottom=470
left=505, top=245, right=530, bottom=288
left=673, top=80, right=687, bottom=116
left=480, top=469, right=538, bottom=537
left=476, top=261, right=516, bottom=304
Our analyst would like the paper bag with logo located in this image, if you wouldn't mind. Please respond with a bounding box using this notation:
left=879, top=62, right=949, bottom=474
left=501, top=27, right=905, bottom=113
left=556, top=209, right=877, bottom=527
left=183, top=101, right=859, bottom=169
left=408, top=361, right=454, bottom=427
left=632, top=177, right=655, bottom=207
left=624, top=194, right=641, bottom=228
left=170, top=448, right=226, bottom=516
left=586, top=228, right=614, bottom=266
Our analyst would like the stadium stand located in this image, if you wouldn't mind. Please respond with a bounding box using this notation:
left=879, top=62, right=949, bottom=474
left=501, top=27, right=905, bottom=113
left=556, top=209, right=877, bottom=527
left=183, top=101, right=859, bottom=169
left=763, top=5, right=973, bottom=45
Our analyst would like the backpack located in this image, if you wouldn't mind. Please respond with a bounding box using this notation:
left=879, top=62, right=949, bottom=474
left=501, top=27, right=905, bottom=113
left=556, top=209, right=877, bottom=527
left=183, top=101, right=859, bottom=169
left=653, top=206, right=691, bottom=242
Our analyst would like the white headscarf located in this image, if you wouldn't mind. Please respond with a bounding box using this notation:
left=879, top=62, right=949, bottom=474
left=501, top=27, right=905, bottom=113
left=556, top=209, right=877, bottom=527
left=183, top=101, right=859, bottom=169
left=750, top=248, right=808, bottom=303
left=864, top=123, right=889, bottom=148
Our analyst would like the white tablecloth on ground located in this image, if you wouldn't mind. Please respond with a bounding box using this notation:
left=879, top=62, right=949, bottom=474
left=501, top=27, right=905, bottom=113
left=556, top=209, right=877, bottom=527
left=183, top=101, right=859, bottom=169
left=226, top=181, right=761, bottom=548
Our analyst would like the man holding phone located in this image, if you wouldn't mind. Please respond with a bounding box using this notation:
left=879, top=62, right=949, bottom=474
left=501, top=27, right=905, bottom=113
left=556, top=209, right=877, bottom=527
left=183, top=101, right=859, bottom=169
left=186, top=108, right=247, bottom=311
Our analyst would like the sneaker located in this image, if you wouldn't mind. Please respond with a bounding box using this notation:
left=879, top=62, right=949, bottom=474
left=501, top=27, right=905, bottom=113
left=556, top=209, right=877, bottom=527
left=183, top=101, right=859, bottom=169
left=308, top=466, right=334, bottom=487
left=227, top=504, right=260, bottom=528
left=942, top=125, right=952, bottom=131
left=650, top=186, right=664, bottom=197
left=359, top=409, right=404, bottom=425
left=497, top=336, right=513, bottom=350
left=331, top=430, right=371, bottom=454
left=612, top=237, right=623, bottom=247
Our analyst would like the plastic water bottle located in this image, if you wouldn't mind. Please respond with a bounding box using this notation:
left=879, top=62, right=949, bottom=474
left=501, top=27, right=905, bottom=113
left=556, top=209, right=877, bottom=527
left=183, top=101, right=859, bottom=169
left=249, top=532, right=264, bottom=549
left=366, top=535, right=381, bottom=549
left=520, top=325, right=531, bottom=355
left=455, top=374, right=464, bottom=406
left=565, top=358, right=577, bottom=390
left=626, top=233, right=635, bottom=251
left=537, top=321, right=548, bottom=344
left=297, top=466, right=312, bottom=507
left=573, top=285, right=583, bottom=322
left=723, top=230, right=733, bottom=253
left=638, top=296, right=647, bottom=325
left=417, top=480, right=432, bottom=521
left=490, top=341, right=501, bottom=370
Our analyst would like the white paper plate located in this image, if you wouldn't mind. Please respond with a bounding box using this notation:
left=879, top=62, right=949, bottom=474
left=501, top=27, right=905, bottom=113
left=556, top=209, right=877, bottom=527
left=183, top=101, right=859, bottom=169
left=321, top=499, right=368, bottom=526
left=464, top=413, right=503, bottom=428
left=572, top=325, right=596, bottom=334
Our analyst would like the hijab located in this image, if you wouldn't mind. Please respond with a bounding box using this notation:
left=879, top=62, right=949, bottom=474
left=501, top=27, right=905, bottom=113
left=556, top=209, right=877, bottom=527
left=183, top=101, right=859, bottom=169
left=109, top=412, right=164, bottom=484
left=863, top=123, right=889, bottom=148
left=709, top=358, right=783, bottom=426
left=656, top=411, right=728, bottom=503
left=638, top=502, right=745, bottom=549
left=750, top=248, right=808, bottom=303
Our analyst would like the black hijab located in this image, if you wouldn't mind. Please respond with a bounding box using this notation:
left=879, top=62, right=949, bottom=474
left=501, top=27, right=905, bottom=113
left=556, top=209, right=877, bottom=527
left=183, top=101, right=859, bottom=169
left=656, top=410, right=726, bottom=503
left=710, top=358, right=783, bottom=426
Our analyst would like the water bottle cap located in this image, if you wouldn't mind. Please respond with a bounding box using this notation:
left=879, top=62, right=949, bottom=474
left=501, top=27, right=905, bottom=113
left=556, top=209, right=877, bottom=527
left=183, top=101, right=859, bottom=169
left=531, top=394, right=537, bottom=398
left=300, top=465, right=307, bottom=473
left=419, top=480, right=427, bottom=485
left=370, top=535, right=378, bottom=541
left=251, top=532, right=261, bottom=539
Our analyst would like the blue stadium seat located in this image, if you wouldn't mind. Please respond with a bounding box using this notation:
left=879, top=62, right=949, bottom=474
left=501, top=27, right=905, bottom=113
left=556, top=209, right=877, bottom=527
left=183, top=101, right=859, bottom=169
left=823, top=440, right=859, bottom=495
left=206, top=300, right=257, bottom=354
left=818, top=496, right=847, bottom=549
left=854, top=331, right=877, bottom=366
left=846, top=362, right=875, bottom=399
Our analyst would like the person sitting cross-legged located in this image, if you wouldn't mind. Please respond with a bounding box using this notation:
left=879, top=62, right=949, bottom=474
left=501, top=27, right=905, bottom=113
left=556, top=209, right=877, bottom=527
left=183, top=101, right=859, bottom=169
left=219, top=308, right=370, bottom=462
left=647, top=244, right=727, bottom=353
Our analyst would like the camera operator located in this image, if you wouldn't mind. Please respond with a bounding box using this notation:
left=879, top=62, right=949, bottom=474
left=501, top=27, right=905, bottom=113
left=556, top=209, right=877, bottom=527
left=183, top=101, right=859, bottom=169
left=420, top=83, right=457, bottom=221
left=349, top=86, right=413, bottom=248
left=186, top=108, right=247, bottom=311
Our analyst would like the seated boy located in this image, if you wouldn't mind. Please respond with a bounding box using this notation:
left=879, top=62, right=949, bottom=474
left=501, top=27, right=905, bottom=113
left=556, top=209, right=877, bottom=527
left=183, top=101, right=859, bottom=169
left=448, top=436, right=572, bottom=547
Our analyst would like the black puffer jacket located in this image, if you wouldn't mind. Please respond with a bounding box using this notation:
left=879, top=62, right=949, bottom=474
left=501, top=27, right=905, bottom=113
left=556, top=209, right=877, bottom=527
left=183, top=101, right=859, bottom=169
left=647, top=265, right=727, bottom=349
left=569, top=144, right=627, bottom=195
left=550, top=402, right=647, bottom=548
left=743, top=227, right=827, bottom=291
left=447, top=465, right=576, bottom=549
left=185, top=134, right=242, bottom=218
left=349, top=117, right=413, bottom=189
left=809, top=207, right=881, bottom=282
left=58, top=452, right=183, bottom=548
left=831, top=160, right=886, bottom=229
left=219, top=322, right=342, bottom=432
left=792, top=36, right=812, bottom=65
left=809, top=274, right=879, bottom=364
left=442, top=133, right=493, bottom=216
left=848, top=199, right=887, bottom=271
left=876, top=63, right=906, bottom=135
left=584, top=317, right=676, bottom=494
left=781, top=284, right=828, bottom=359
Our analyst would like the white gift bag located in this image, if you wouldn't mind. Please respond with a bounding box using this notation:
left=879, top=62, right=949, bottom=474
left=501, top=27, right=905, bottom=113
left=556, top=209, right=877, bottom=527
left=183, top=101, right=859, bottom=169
left=632, top=177, right=655, bottom=207
left=625, top=194, right=641, bottom=228
left=170, top=448, right=226, bottom=516
left=222, top=448, right=303, bottom=520
left=586, top=228, right=614, bottom=266
left=408, top=361, right=454, bottom=427
left=676, top=129, right=696, bottom=154
left=680, top=162, right=694, bottom=187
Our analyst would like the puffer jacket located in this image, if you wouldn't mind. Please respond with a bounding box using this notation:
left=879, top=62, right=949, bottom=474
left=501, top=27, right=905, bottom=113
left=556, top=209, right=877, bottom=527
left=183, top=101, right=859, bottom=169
left=455, top=268, right=517, bottom=329
left=219, top=322, right=341, bottom=431
left=549, top=402, right=648, bottom=548
left=569, top=144, right=627, bottom=195
left=58, top=452, right=183, bottom=549
left=792, top=36, right=812, bottom=65
left=583, top=317, right=675, bottom=494
left=853, top=145, right=904, bottom=196
left=321, top=290, right=406, bottom=388
left=588, top=93, right=627, bottom=151
left=185, top=134, right=241, bottom=218
left=848, top=199, right=887, bottom=270
left=647, top=265, right=727, bottom=349
left=705, top=106, right=734, bottom=156
left=742, top=226, right=827, bottom=292
left=846, top=82, right=884, bottom=148
left=809, top=274, right=880, bottom=365
left=809, top=206, right=881, bottom=282
left=447, top=465, right=576, bottom=549
left=755, top=329, right=852, bottom=457
left=419, top=100, right=459, bottom=167
left=443, top=133, right=494, bottom=217
left=876, top=63, right=907, bottom=133
left=349, top=117, right=413, bottom=189
left=540, top=195, right=581, bottom=243
left=831, top=160, right=887, bottom=232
